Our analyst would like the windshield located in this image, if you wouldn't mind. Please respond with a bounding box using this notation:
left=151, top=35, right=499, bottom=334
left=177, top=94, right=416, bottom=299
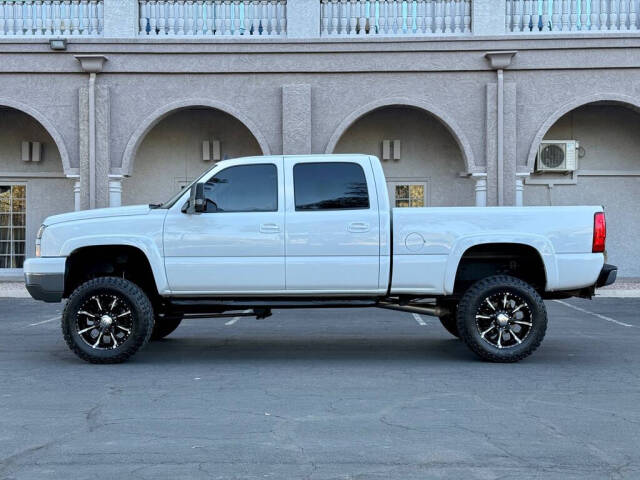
left=160, top=165, right=218, bottom=209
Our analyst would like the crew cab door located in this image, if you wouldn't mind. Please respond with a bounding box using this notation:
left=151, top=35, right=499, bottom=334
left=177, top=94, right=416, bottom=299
left=284, top=157, right=381, bottom=293
left=163, top=158, right=285, bottom=293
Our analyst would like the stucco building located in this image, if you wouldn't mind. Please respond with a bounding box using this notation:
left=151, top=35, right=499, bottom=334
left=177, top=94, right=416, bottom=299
left=1, top=0, right=639, bottom=278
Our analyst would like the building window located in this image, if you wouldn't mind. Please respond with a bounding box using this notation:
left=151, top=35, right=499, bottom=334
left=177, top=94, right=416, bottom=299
left=0, top=185, right=26, bottom=268
left=389, top=182, right=427, bottom=208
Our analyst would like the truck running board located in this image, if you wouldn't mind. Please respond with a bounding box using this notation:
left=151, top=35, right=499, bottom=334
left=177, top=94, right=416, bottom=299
left=376, top=301, right=450, bottom=318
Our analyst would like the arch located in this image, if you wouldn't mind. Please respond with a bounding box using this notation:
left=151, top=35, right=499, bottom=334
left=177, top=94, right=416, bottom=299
left=121, top=98, right=272, bottom=176
left=325, top=96, right=477, bottom=173
left=0, top=97, right=72, bottom=175
left=525, top=93, right=640, bottom=173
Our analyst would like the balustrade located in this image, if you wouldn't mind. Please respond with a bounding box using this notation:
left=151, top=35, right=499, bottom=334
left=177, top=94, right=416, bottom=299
left=0, top=0, right=103, bottom=36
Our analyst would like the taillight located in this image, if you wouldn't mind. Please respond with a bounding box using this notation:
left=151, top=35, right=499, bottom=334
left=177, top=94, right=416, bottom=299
left=592, top=212, right=606, bottom=253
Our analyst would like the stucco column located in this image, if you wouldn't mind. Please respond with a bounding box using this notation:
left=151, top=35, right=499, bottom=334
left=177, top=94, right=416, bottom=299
left=485, top=51, right=517, bottom=206
left=282, top=84, right=312, bottom=154
left=76, top=55, right=108, bottom=210
left=515, top=173, right=528, bottom=207
left=286, top=0, right=320, bottom=37
left=473, top=174, right=488, bottom=207
left=109, top=175, right=123, bottom=207
left=67, top=175, right=81, bottom=211
left=473, top=0, right=507, bottom=35
left=103, top=0, right=139, bottom=37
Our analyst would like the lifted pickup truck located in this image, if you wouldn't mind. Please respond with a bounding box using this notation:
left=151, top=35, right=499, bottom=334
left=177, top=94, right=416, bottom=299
left=24, top=155, right=616, bottom=364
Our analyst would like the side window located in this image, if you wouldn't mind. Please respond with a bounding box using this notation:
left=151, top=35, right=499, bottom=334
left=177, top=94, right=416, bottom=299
left=293, top=162, right=370, bottom=211
left=203, top=164, right=277, bottom=213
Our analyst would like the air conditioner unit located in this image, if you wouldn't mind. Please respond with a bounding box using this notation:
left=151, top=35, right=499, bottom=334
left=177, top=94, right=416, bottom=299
left=536, top=140, right=579, bottom=172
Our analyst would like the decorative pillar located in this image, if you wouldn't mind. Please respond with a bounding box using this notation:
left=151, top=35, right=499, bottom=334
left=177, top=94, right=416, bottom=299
left=108, top=175, right=123, bottom=207
left=75, top=55, right=108, bottom=210
left=68, top=175, right=81, bottom=211
left=484, top=51, right=516, bottom=206
left=282, top=84, right=312, bottom=154
left=103, top=0, right=139, bottom=37
left=515, top=173, right=528, bottom=206
left=473, top=173, right=488, bottom=207
left=287, top=0, right=320, bottom=37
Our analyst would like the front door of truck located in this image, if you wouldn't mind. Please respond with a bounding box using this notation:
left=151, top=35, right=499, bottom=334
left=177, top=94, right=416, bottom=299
left=284, top=157, right=381, bottom=293
left=163, top=158, right=285, bottom=293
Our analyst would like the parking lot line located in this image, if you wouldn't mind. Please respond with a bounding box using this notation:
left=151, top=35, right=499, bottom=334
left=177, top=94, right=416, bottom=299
left=553, top=300, right=633, bottom=327
left=412, top=313, right=427, bottom=326
left=29, top=316, right=61, bottom=327
left=225, top=309, right=252, bottom=326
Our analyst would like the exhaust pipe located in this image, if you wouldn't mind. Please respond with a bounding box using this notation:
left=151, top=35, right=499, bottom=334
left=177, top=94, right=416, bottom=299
left=377, top=301, right=450, bottom=318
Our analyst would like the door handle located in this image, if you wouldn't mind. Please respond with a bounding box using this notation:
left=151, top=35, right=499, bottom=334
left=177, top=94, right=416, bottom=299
left=260, top=223, right=280, bottom=233
left=348, top=222, right=370, bottom=233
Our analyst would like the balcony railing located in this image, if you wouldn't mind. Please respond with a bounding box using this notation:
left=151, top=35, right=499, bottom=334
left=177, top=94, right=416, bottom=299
left=320, top=0, right=472, bottom=36
left=506, top=0, right=640, bottom=32
left=0, top=0, right=103, bottom=36
left=138, top=0, right=286, bottom=36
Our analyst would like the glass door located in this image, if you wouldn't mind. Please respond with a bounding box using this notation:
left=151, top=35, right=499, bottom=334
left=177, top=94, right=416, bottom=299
left=0, top=185, right=26, bottom=268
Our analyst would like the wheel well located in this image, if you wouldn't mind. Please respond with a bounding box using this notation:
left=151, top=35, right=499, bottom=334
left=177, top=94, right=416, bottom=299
left=454, top=243, right=546, bottom=294
left=64, top=245, right=159, bottom=300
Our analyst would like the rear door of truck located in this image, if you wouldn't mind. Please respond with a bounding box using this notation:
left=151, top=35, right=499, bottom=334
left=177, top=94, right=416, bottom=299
left=283, top=156, right=382, bottom=293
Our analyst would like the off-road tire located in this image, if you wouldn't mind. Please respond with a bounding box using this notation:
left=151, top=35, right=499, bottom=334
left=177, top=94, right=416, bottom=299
left=62, top=277, right=154, bottom=364
left=456, top=275, right=547, bottom=363
left=151, top=314, right=183, bottom=341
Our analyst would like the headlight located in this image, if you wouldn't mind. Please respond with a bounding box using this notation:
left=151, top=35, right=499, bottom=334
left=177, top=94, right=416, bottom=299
left=35, top=224, right=46, bottom=257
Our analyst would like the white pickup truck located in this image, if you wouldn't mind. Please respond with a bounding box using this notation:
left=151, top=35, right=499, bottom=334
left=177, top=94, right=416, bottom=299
left=24, top=154, right=616, bottom=364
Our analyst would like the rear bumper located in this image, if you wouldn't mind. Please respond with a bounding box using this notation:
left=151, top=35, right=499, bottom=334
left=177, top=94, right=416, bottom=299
left=23, top=257, right=66, bottom=303
left=596, top=263, right=617, bottom=288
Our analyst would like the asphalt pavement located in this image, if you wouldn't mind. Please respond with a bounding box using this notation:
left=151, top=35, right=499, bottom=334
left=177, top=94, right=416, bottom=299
left=1, top=297, right=639, bottom=479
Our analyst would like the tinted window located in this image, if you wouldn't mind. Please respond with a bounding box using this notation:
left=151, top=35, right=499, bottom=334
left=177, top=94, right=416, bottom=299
left=294, top=162, right=369, bottom=211
left=203, top=164, right=277, bottom=213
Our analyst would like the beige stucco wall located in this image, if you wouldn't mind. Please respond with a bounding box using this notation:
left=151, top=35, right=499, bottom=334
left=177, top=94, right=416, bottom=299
left=333, top=107, right=475, bottom=207
left=122, top=108, right=262, bottom=206
left=0, top=109, right=74, bottom=262
left=524, top=104, right=640, bottom=277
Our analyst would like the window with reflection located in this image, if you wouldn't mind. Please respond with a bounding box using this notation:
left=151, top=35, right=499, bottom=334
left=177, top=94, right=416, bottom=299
left=203, top=164, right=277, bottom=213
left=294, top=162, right=370, bottom=211
left=0, top=185, right=26, bottom=268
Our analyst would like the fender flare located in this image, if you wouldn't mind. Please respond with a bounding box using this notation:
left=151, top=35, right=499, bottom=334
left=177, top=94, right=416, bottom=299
left=61, top=235, right=169, bottom=294
left=443, top=234, right=557, bottom=294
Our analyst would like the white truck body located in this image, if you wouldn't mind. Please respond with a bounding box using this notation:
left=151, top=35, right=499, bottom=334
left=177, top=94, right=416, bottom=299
left=26, top=154, right=607, bottom=299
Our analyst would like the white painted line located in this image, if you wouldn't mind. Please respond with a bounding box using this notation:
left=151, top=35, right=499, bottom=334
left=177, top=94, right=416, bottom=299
left=29, top=316, right=60, bottom=327
left=553, top=300, right=633, bottom=328
left=412, top=313, right=427, bottom=326
left=225, top=309, right=252, bottom=326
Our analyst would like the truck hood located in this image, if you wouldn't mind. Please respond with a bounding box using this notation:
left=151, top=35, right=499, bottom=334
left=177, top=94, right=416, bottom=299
left=44, top=205, right=152, bottom=226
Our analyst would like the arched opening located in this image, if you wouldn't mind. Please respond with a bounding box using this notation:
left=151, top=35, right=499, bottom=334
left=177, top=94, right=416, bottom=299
left=123, top=107, right=264, bottom=206
left=524, top=101, right=640, bottom=277
left=0, top=106, right=73, bottom=269
left=332, top=106, right=474, bottom=207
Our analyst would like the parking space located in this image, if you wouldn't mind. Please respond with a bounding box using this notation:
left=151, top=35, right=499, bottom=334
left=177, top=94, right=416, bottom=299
left=1, top=297, right=639, bottom=479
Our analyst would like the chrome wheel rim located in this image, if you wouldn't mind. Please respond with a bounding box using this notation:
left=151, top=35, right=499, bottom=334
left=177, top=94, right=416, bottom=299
left=75, top=293, right=133, bottom=350
left=475, top=291, right=533, bottom=349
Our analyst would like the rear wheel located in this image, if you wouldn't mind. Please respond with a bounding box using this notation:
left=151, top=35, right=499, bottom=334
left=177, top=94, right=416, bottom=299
left=62, top=277, right=154, bottom=364
left=456, top=275, right=547, bottom=363
left=151, top=314, right=183, bottom=340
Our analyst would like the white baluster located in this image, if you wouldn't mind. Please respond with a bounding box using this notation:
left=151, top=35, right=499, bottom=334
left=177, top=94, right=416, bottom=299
left=63, top=0, right=72, bottom=34
left=43, top=0, right=52, bottom=34
left=235, top=1, right=243, bottom=35
left=139, top=0, right=147, bottom=33
left=89, top=0, right=97, bottom=34
left=541, top=0, right=549, bottom=30
left=590, top=0, right=600, bottom=29
left=213, top=0, right=222, bottom=34
left=194, top=0, right=203, bottom=34
left=463, top=0, right=470, bottom=31
left=512, top=0, right=522, bottom=31
left=631, top=0, right=637, bottom=29
left=14, top=0, right=23, bottom=35
left=270, top=0, right=277, bottom=34
left=71, top=1, right=80, bottom=34
left=424, top=0, right=433, bottom=31
left=434, top=0, right=443, bottom=32
left=35, top=0, right=44, bottom=34
left=379, top=0, right=388, bottom=34
left=580, top=0, right=588, bottom=29
left=24, top=0, right=34, bottom=35
left=506, top=0, right=512, bottom=31
left=184, top=0, right=193, bottom=34
left=158, top=1, right=168, bottom=35
left=205, top=0, right=213, bottom=34
left=369, top=0, right=378, bottom=34
left=220, top=0, right=229, bottom=34
left=569, top=0, right=578, bottom=29
left=357, top=0, right=366, bottom=34
left=52, top=0, right=61, bottom=34
left=523, top=0, right=532, bottom=31
left=609, top=0, right=618, bottom=29
left=347, top=0, right=356, bottom=34
left=166, top=0, right=175, bottom=33
left=336, top=0, right=345, bottom=34
left=151, top=1, right=159, bottom=35
left=279, top=0, right=286, bottom=35
left=552, top=0, right=561, bottom=29
left=415, top=0, right=424, bottom=32
left=444, top=0, right=452, bottom=32
left=599, top=0, right=607, bottom=28
left=0, top=2, right=5, bottom=36
left=320, top=0, right=329, bottom=34
left=97, top=0, right=103, bottom=33
left=620, top=0, right=629, bottom=29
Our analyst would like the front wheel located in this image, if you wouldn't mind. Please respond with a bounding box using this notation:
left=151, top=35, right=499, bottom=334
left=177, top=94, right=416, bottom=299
left=61, top=277, right=154, bottom=364
left=456, top=275, right=547, bottom=363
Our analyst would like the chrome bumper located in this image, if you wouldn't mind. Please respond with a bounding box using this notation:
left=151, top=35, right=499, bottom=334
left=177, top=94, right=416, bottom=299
left=23, top=257, right=66, bottom=303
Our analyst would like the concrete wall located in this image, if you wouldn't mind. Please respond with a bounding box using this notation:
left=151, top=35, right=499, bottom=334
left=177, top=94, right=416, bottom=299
left=333, top=107, right=475, bottom=207
left=524, top=104, right=640, bottom=277
left=122, top=108, right=262, bottom=205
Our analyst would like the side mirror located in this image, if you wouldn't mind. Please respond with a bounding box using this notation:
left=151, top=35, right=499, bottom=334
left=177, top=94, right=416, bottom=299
left=186, top=183, right=206, bottom=214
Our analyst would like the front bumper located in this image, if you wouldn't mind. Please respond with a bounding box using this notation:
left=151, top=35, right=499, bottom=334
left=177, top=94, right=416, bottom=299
left=596, top=263, right=617, bottom=288
left=23, top=257, right=66, bottom=303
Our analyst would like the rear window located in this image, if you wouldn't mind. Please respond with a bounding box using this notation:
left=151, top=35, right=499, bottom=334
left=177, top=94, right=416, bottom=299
left=293, top=162, right=369, bottom=211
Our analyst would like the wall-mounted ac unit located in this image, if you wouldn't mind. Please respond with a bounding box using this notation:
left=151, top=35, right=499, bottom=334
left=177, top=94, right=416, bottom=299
left=536, top=140, right=579, bottom=172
